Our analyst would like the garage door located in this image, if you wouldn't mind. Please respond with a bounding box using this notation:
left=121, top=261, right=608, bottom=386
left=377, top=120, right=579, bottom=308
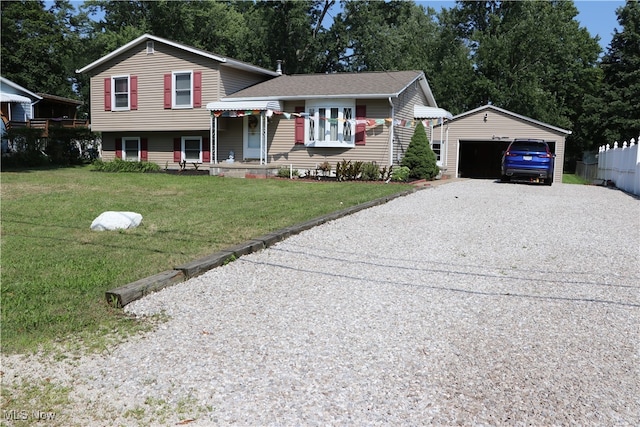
left=458, top=140, right=558, bottom=179
left=458, top=140, right=511, bottom=178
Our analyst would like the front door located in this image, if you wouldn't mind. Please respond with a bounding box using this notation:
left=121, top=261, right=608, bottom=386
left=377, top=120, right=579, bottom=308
left=243, top=115, right=261, bottom=159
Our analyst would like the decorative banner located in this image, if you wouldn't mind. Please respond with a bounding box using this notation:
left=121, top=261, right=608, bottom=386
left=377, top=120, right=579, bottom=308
left=212, top=109, right=447, bottom=129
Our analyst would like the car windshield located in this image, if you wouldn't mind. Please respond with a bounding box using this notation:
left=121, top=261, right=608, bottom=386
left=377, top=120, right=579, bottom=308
left=510, top=141, right=547, bottom=152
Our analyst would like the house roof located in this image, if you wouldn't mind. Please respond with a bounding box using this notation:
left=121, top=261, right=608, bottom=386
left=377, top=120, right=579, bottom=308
left=440, top=104, right=572, bottom=135
left=223, top=70, right=437, bottom=106
left=0, top=77, right=42, bottom=102
left=76, top=34, right=280, bottom=77
left=37, top=93, right=83, bottom=105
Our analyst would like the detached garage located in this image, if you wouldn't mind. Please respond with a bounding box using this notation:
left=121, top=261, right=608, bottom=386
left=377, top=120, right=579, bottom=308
left=433, top=105, right=571, bottom=183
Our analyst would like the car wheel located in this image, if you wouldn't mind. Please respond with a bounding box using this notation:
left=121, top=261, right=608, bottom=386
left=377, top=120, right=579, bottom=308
left=501, top=175, right=510, bottom=183
left=544, top=177, right=553, bottom=186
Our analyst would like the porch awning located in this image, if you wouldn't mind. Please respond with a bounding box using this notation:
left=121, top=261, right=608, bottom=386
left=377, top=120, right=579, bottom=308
left=206, top=100, right=283, bottom=112
left=414, top=106, right=453, bottom=119
left=1, top=93, right=33, bottom=103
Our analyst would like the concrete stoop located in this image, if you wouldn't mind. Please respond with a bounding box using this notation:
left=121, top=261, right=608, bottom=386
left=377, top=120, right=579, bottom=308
left=106, top=188, right=421, bottom=307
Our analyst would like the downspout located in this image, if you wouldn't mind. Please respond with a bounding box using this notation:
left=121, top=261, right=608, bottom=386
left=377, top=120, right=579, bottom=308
left=388, top=97, right=394, bottom=166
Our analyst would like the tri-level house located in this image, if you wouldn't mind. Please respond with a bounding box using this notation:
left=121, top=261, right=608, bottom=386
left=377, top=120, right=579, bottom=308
left=77, top=34, right=450, bottom=175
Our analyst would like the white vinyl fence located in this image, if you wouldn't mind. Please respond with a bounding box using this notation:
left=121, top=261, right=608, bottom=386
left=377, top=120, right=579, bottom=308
left=597, top=137, right=640, bottom=196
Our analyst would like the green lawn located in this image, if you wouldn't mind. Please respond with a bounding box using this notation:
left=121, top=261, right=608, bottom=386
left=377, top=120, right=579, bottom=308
left=1, top=166, right=413, bottom=354
left=562, top=173, right=591, bottom=185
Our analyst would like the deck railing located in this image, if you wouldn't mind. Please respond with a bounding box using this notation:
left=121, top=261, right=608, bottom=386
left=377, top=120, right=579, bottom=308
left=8, top=118, right=89, bottom=137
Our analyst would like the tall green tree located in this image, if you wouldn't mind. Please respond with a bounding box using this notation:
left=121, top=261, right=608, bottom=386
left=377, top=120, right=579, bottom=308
left=450, top=0, right=601, bottom=168
left=596, top=0, right=640, bottom=145
left=1, top=0, right=84, bottom=97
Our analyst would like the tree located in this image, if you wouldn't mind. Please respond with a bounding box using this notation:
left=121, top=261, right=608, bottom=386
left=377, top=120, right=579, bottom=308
left=401, top=121, right=439, bottom=180
left=0, top=0, right=84, bottom=97
left=449, top=0, right=601, bottom=169
left=595, top=0, right=640, bottom=145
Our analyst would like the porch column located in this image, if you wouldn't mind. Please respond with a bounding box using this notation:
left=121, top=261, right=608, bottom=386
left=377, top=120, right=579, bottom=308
left=213, top=114, right=218, bottom=164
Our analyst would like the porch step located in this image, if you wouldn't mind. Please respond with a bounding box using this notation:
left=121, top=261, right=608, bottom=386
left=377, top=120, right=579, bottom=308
left=210, top=166, right=278, bottom=179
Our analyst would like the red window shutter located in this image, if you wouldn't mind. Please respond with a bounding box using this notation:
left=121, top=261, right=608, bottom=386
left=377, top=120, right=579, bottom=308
left=115, top=138, right=122, bottom=158
left=164, top=74, right=172, bottom=109
left=294, top=106, right=305, bottom=145
left=173, top=138, right=181, bottom=162
left=355, top=105, right=366, bottom=145
left=193, top=71, right=202, bottom=108
left=104, top=78, right=111, bottom=111
left=202, top=138, right=210, bottom=162
left=130, top=75, right=138, bottom=110
left=140, top=137, right=148, bottom=161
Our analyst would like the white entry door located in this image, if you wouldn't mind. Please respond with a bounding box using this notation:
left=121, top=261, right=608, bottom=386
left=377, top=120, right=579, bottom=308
left=243, top=115, right=261, bottom=159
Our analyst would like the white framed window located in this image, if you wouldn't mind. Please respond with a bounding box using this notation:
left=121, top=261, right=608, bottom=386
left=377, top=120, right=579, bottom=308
left=306, top=100, right=355, bottom=147
left=146, top=41, right=154, bottom=54
left=173, top=71, right=193, bottom=108
left=112, top=75, right=130, bottom=110
left=431, top=141, right=442, bottom=162
left=122, top=137, right=140, bottom=161
left=182, top=136, right=202, bottom=162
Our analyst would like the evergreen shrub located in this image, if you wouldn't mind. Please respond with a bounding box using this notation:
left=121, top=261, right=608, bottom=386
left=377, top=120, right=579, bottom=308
left=401, top=121, right=439, bottom=180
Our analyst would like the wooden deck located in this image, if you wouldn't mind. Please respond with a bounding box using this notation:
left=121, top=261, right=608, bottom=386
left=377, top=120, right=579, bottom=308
left=8, top=118, right=89, bottom=137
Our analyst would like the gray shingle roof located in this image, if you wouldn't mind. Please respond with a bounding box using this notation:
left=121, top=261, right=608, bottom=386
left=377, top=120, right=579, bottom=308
left=224, top=70, right=426, bottom=100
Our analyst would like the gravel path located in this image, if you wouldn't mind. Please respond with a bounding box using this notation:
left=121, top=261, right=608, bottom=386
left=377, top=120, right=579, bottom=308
left=3, top=180, right=639, bottom=426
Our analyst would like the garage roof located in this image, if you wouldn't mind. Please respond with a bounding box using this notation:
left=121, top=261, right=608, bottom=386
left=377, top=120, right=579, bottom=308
left=443, top=104, right=572, bottom=135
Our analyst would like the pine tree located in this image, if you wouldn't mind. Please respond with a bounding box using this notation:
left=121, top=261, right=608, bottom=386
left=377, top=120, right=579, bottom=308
left=401, top=121, right=439, bottom=180
left=598, top=0, right=640, bottom=144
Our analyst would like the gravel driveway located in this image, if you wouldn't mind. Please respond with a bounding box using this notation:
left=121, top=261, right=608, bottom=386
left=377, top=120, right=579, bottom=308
left=3, top=180, right=639, bottom=426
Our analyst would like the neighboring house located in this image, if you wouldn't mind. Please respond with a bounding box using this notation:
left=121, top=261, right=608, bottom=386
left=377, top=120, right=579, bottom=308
left=1, top=76, right=41, bottom=125
left=434, top=104, right=572, bottom=183
left=1, top=76, right=88, bottom=146
left=76, top=34, right=448, bottom=172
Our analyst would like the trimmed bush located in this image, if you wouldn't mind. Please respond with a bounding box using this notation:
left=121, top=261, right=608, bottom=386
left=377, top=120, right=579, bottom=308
left=391, top=166, right=410, bottom=182
left=277, top=166, right=299, bottom=178
left=92, top=158, right=161, bottom=173
left=361, top=161, right=381, bottom=181
left=401, top=121, right=439, bottom=180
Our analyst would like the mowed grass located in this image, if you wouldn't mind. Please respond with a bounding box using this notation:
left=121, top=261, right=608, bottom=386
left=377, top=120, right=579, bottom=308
left=562, top=173, right=592, bottom=185
left=1, top=166, right=413, bottom=354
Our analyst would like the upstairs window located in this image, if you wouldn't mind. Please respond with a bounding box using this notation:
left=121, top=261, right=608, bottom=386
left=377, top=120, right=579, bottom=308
left=164, top=71, right=201, bottom=109
left=173, top=71, right=192, bottom=108
left=105, top=75, right=137, bottom=111
left=112, top=76, right=129, bottom=110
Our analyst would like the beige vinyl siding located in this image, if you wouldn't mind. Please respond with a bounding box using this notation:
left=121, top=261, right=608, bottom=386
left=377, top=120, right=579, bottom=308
left=438, top=108, right=567, bottom=182
left=392, top=81, right=431, bottom=165
left=102, top=131, right=211, bottom=168
left=264, top=100, right=393, bottom=170
left=90, top=44, right=219, bottom=132
left=219, top=67, right=272, bottom=97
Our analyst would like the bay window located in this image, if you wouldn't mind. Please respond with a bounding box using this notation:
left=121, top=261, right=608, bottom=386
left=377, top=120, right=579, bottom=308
left=306, top=100, right=355, bottom=147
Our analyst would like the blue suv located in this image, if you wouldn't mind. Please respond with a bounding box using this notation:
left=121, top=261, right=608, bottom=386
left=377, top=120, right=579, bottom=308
left=501, top=139, right=554, bottom=185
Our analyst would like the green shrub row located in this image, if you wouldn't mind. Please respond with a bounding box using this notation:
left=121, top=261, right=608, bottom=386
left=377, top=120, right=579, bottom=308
left=92, top=158, right=161, bottom=173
